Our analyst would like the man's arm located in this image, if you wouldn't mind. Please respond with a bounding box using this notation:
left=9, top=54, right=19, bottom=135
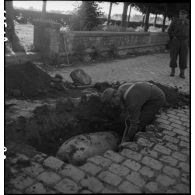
left=168, top=19, right=176, bottom=40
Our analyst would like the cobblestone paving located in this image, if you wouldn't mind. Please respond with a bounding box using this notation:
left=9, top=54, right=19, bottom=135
left=49, top=53, right=190, bottom=94
left=6, top=53, right=190, bottom=193
left=6, top=107, right=190, bottom=194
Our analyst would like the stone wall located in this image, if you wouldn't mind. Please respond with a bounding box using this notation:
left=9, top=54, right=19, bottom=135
left=34, top=21, right=169, bottom=63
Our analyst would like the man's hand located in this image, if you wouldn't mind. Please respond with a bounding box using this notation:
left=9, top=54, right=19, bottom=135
left=121, top=123, right=138, bottom=144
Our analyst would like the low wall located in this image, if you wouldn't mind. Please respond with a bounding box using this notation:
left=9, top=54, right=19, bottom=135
left=34, top=21, right=169, bottom=63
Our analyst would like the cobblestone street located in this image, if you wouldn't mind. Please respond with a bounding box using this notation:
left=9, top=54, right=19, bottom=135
left=5, top=52, right=190, bottom=193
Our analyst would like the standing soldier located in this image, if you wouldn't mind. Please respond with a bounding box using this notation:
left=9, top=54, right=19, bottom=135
left=168, top=9, right=189, bottom=79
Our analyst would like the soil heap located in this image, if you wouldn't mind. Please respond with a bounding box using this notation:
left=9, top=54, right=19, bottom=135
left=6, top=61, right=52, bottom=98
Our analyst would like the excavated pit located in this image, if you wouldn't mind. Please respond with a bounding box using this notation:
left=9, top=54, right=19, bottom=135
left=5, top=80, right=190, bottom=161
left=5, top=61, right=190, bottom=161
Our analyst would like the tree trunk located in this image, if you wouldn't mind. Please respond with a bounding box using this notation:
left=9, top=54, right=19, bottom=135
left=142, top=14, right=145, bottom=27
left=144, top=6, right=150, bottom=32
left=162, top=11, right=167, bottom=32
left=42, top=1, right=47, bottom=19
left=5, top=1, right=24, bottom=52
left=127, top=4, right=132, bottom=27
left=154, top=13, right=157, bottom=26
left=107, top=2, right=112, bottom=25
left=121, top=2, right=129, bottom=29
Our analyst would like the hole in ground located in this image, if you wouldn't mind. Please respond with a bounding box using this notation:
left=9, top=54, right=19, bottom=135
left=5, top=81, right=190, bottom=164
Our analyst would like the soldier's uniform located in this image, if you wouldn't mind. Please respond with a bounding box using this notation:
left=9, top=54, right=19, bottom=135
left=102, top=82, right=166, bottom=143
left=168, top=12, right=189, bottom=77
left=118, top=82, right=166, bottom=135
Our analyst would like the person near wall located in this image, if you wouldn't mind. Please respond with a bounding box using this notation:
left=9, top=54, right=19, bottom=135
left=168, top=9, right=189, bottom=79
left=101, top=82, right=166, bottom=146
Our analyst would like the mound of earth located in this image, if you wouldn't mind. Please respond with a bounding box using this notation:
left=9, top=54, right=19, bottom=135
left=6, top=61, right=52, bottom=98
left=149, top=81, right=190, bottom=109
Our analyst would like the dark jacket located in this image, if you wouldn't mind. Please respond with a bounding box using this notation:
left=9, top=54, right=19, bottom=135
left=168, top=18, right=189, bottom=40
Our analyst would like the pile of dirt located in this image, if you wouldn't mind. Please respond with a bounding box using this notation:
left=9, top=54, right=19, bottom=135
left=6, top=61, right=52, bottom=98
left=149, top=81, right=190, bottom=109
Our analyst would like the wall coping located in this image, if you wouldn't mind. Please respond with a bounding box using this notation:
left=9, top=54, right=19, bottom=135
left=60, top=31, right=168, bottom=37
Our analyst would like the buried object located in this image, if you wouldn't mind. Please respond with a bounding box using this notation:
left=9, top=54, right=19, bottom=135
left=56, top=131, right=119, bottom=165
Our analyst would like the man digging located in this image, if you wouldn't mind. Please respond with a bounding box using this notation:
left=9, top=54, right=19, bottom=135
left=101, top=81, right=166, bottom=148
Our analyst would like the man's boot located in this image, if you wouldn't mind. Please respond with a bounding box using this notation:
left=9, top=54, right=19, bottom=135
left=179, top=69, right=185, bottom=79
left=170, top=68, right=175, bottom=77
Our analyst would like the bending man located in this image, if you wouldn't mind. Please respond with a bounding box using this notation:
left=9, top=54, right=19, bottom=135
left=101, top=82, right=166, bottom=144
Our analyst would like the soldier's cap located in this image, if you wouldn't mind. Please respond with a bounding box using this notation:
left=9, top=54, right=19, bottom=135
left=101, top=88, right=116, bottom=103
left=179, top=9, right=188, bottom=15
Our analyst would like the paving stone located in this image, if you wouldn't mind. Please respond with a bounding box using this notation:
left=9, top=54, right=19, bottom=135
left=178, top=162, right=189, bottom=173
left=167, top=113, right=180, bottom=119
left=101, top=188, right=120, bottom=193
left=172, top=152, right=187, bottom=162
left=158, top=123, right=173, bottom=131
left=80, top=162, right=101, bottom=176
left=158, top=114, right=168, bottom=120
left=123, top=159, right=141, bottom=171
left=172, top=124, right=187, bottom=132
left=119, top=181, right=141, bottom=193
left=109, top=163, right=130, bottom=176
left=139, top=166, right=154, bottom=178
left=22, top=162, right=45, bottom=177
left=173, top=183, right=190, bottom=193
left=160, top=155, right=178, bottom=166
left=98, top=171, right=122, bottom=186
left=181, top=173, right=190, bottom=184
left=163, top=166, right=180, bottom=177
left=119, top=142, right=140, bottom=151
left=181, top=149, right=190, bottom=156
left=61, top=164, right=85, bottom=182
left=166, top=189, right=177, bottom=193
left=10, top=174, right=34, bottom=190
left=173, top=128, right=189, bottom=137
left=80, top=190, right=92, bottom=194
left=37, top=171, right=61, bottom=185
left=126, top=171, right=146, bottom=187
left=55, top=178, right=80, bottom=193
left=167, top=110, right=177, bottom=115
left=137, top=137, right=154, bottom=147
left=142, top=156, right=163, bottom=170
left=25, top=182, right=47, bottom=194
left=80, top=176, right=103, bottom=193
left=162, top=130, right=176, bottom=136
left=120, top=149, right=142, bottom=161
left=88, top=155, right=112, bottom=167
left=163, top=135, right=179, bottom=144
left=153, top=144, right=171, bottom=155
left=145, top=181, right=158, bottom=193
left=156, top=118, right=170, bottom=125
left=182, top=122, right=190, bottom=127
left=177, top=135, right=189, bottom=142
left=168, top=118, right=182, bottom=125
left=177, top=113, right=189, bottom=120
left=104, top=150, right=124, bottom=163
left=165, top=143, right=178, bottom=151
left=156, top=174, right=176, bottom=187
left=179, top=141, right=189, bottom=148
left=140, top=148, right=158, bottom=158
left=32, top=153, right=47, bottom=163
left=43, top=156, right=64, bottom=170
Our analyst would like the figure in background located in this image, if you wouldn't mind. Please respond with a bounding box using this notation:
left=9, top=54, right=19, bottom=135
left=168, top=9, right=189, bottom=79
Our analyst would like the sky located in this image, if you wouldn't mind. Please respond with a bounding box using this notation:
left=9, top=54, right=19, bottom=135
left=13, top=1, right=142, bottom=17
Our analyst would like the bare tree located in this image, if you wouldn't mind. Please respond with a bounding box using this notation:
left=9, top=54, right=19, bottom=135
left=107, top=2, right=112, bottom=25
left=41, top=1, right=47, bottom=19
left=5, top=1, right=24, bottom=52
